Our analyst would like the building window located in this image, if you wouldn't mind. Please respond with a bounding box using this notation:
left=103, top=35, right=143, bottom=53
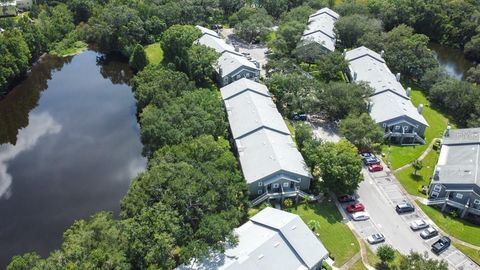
left=283, top=182, right=289, bottom=187
left=258, top=182, right=263, bottom=187
left=474, top=199, right=480, bottom=205
left=258, top=190, right=263, bottom=195
left=382, top=123, right=386, bottom=128
left=455, top=193, right=463, bottom=199
left=273, top=183, right=279, bottom=188
left=433, top=185, right=441, bottom=192
left=394, top=125, right=400, bottom=130
left=403, top=126, right=409, bottom=131
left=431, top=191, right=439, bottom=198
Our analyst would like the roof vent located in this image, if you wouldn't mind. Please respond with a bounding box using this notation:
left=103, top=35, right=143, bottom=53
left=274, top=242, right=280, bottom=247
left=445, top=126, right=451, bottom=137
left=396, top=73, right=401, bottom=82
left=380, top=50, right=385, bottom=58
left=433, top=167, right=440, bottom=181
left=417, top=104, right=424, bottom=114
left=258, top=254, right=264, bottom=260
left=406, top=87, right=411, bottom=97
left=291, top=225, right=297, bottom=230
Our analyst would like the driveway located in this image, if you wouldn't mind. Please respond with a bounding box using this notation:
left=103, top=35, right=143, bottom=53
left=341, top=165, right=479, bottom=269
left=309, top=119, right=340, bottom=143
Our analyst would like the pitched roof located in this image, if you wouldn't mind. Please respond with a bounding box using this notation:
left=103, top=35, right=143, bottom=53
left=369, top=91, right=428, bottom=126
left=195, top=25, right=220, bottom=38
left=433, top=128, right=480, bottom=187
left=220, top=78, right=270, bottom=100
left=222, top=87, right=289, bottom=139
left=345, top=46, right=407, bottom=98
left=197, top=34, right=239, bottom=56
left=178, top=208, right=328, bottom=270
left=236, top=128, right=311, bottom=183
left=217, top=51, right=259, bottom=78
left=300, top=7, right=339, bottom=52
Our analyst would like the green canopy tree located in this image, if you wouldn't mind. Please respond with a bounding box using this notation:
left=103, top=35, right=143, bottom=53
left=377, top=245, right=395, bottom=266
left=466, top=64, right=480, bottom=84
left=129, top=44, right=148, bottom=72
left=412, top=159, right=423, bottom=176
left=399, top=251, right=448, bottom=270
left=312, top=51, right=349, bottom=82
left=339, top=113, right=384, bottom=152
left=334, top=14, right=383, bottom=48
left=187, top=44, right=219, bottom=85
left=161, top=24, right=201, bottom=73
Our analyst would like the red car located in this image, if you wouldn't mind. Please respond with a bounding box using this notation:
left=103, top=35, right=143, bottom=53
left=338, top=195, right=356, bottom=203
left=346, top=203, right=365, bottom=213
left=368, top=163, right=383, bottom=172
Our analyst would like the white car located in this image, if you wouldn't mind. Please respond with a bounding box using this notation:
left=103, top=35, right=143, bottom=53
left=352, top=211, right=370, bottom=221
left=367, top=233, right=385, bottom=244
left=410, top=219, right=429, bottom=231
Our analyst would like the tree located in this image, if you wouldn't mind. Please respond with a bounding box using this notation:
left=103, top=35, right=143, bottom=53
left=129, top=44, right=148, bottom=72
left=312, top=52, right=349, bottom=82
left=258, top=0, right=288, bottom=19
left=139, top=89, right=227, bottom=156
left=399, top=251, right=448, bottom=270
left=235, top=8, right=273, bottom=43
left=132, top=65, right=195, bottom=112
left=0, top=29, right=31, bottom=94
left=466, top=64, right=480, bottom=84
left=339, top=113, right=384, bottom=152
left=307, top=219, right=320, bottom=232
left=334, top=14, right=383, bottom=48
left=219, top=0, right=245, bottom=17
left=465, top=34, right=480, bottom=62
left=419, top=67, right=448, bottom=93
left=294, top=122, right=314, bottom=151
left=412, top=159, right=423, bottom=176
left=187, top=44, right=219, bottom=85
left=161, top=25, right=201, bottom=73
left=304, top=140, right=363, bottom=195
left=38, top=4, right=75, bottom=44
left=377, top=245, right=395, bottom=266
left=7, top=252, right=42, bottom=270
left=317, top=82, right=373, bottom=121
left=274, top=5, right=314, bottom=56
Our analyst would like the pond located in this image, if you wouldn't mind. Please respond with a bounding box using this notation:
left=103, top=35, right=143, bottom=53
left=429, top=42, right=475, bottom=80
left=0, top=51, right=146, bottom=267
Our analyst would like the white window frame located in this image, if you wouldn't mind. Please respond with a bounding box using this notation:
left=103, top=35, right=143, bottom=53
left=258, top=182, right=263, bottom=187
left=382, top=123, right=387, bottom=128
left=283, top=182, right=289, bottom=188
left=433, top=185, right=441, bottom=192
left=431, top=191, right=439, bottom=198
left=403, top=126, right=409, bottom=131
left=258, top=189, right=263, bottom=195
left=273, top=183, right=279, bottom=188
left=395, top=125, right=400, bottom=130
left=455, top=193, right=463, bottom=199
left=473, top=199, right=480, bottom=205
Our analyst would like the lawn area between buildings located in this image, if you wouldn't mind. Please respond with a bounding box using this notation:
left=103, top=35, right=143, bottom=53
left=364, top=241, right=402, bottom=269
left=453, top=243, right=480, bottom=265
left=381, top=89, right=450, bottom=169
left=144, top=43, right=164, bottom=65
left=394, top=149, right=439, bottom=198
left=348, top=259, right=367, bottom=270
left=289, top=201, right=359, bottom=267
left=417, top=201, right=480, bottom=247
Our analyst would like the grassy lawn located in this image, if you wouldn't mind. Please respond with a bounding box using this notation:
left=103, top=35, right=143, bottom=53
left=417, top=201, right=480, bottom=246
left=453, top=243, right=480, bottom=265
left=289, top=201, right=359, bottom=267
left=394, top=149, right=439, bottom=198
left=144, top=43, right=164, bottom=65
left=364, top=242, right=403, bottom=268
left=348, top=259, right=367, bottom=270
left=381, top=89, right=450, bottom=169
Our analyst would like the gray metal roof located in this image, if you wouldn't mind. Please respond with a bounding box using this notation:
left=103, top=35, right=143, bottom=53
left=300, top=8, right=338, bottom=52
left=222, top=87, right=289, bottom=139
left=217, top=51, right=259, bottom=79
left=434, top=128, right=480, bottom=186
left=196, top=34, right=239, bottom=56
left=346, top=46, right=428, bottom=128
left=220, top=78, right=270, bottom=100
left=195, top=25, right=220, bottom=38
left=369, top=91, right=428, bottom=126
left=235, top=128, right=311, bottom=183
left=177, top=207, right=328, bottom=270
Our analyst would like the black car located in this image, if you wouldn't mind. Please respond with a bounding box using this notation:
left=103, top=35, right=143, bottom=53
left=291, top=113, right=308, bottom=121
left=395, top=202, right=415, bottom=214
left=432, top=236, right=451, bottom=255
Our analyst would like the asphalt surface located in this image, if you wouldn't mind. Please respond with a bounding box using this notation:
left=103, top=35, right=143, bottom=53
left=341, top=165, right=479, bottom=270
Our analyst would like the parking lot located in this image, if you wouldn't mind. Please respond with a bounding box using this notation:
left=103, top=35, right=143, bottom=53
left=340, top=162, right=479, bottom=269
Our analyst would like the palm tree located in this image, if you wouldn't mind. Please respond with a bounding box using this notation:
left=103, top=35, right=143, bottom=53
left=308, top=219, right=320, bottom=233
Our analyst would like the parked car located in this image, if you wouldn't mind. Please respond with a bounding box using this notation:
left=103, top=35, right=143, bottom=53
left=368, top=163, right=383, bottom=172
left=352, top=211, right=370, bottom=221
left=367, top=233, right=385, bottom=244
left=432, top=236, right=451, bottom=255
left=420, top=227, right=439, bottom=239
left=360, top=152, right=374, bottom=160
left=346, top=203, right=365, bottom=213
left=410, top=219, right=429, bottom=231
left=395, top=202, right=415, bottom=214
left=338, top=194, right=356, bottom=203
left=363, top=155, right=381, bottom=165
left=291, top=113, right=308, bottom=121
left=211, top=24, right=223, bottom=29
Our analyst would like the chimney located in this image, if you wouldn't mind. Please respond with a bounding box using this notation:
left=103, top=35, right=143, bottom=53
left=380, top=50, right=385, bottom=58
left=417, top=103, right=424, bottom=114
left=353, top=71, right=357, bottom=80
left=406, top=87, right=411, bottom=97
left=445, top=125, right=451, bottom=137
left=219, top=67, right=223, bottom=77
left=234, top=45, right=239, bottom=52
left=396, top=73, right=401, bottom=82
left=343, top=48, right=347, bottom=56
left=367, top=101, right=373, bottom=112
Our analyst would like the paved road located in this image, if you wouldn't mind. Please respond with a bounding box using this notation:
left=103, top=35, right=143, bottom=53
left=341, top=165, right=479, bottom=270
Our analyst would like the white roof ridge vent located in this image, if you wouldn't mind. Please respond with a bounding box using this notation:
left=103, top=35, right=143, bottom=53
left=274, top=242, right=280, bottom=247
left=258, top=254, right=264, bottom=260
left=291, top=225, right=297, bottom=230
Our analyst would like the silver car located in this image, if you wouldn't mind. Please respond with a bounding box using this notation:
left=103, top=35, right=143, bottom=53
left=410, top=219, right=429, bottom=231
left=367, top=233, right=385, bottom=244
left=351, top=211, right=370, bottom=221
left=420, top=227, right=439, bottom=239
